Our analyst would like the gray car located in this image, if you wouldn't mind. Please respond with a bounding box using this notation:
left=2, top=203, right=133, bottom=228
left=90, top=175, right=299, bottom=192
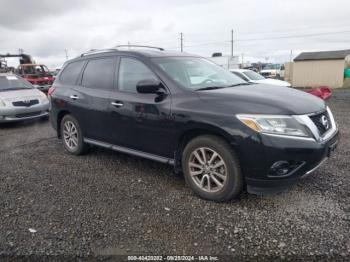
left=0, top=73, right=49, bottom=123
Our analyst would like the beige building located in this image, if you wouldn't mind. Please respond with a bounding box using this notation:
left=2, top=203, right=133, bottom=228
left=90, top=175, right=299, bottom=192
left=292, top=49, right=350, bottom=88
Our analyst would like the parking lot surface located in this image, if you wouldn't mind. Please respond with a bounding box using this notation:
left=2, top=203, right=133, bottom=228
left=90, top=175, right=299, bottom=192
left=0, top=90, right=349, bottom=260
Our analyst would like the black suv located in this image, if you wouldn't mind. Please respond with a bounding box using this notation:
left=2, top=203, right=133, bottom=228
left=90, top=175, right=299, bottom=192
left=50, top=46, right=339, bottom=202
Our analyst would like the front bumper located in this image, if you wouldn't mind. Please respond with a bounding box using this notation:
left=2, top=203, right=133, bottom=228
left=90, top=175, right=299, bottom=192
left=243, top=129, right=339, bottom=195
left=0, top=102, right=50, bottom=123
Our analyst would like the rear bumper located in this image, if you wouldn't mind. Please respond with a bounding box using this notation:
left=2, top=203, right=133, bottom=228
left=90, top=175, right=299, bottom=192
left=243, top=129, right=339, bottom=195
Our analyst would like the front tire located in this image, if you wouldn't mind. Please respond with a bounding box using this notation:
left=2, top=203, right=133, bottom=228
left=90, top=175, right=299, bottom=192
left=60, top=115, right=89, bottom=155
left=182, top=135, right=243, bottom=202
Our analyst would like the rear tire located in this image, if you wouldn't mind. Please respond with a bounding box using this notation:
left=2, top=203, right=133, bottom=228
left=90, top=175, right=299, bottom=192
left=182, top=135, right=243, bottom=202
left=60, top=115, right=89, bottom=155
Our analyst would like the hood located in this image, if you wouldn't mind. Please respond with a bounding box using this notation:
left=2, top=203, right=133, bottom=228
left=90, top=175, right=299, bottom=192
left=0, top=89, right=43, bottom=101
left=253, top=79, right=291, bottom=87
left=197, top=84, right=325, bottom=115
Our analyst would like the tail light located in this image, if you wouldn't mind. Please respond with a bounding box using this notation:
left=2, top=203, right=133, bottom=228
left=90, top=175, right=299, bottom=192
left=48, top=87, right=56, bottom=98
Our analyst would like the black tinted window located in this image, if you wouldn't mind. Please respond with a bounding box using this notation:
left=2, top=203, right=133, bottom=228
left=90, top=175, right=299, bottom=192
left=82, top=58, right=115, bottom=89
left=60, top=61, right=85, bottom=85
left=118, top=58, right=158, bottom=93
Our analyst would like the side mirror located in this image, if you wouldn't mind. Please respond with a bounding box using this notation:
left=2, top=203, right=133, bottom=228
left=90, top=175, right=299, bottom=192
left=136, top=79, right=164, bottom=94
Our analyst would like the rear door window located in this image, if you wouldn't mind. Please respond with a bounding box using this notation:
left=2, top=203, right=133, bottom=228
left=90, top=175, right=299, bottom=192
left=60, top=61, right=85, bottom=85
left=82, top=57, right=116, bottom=90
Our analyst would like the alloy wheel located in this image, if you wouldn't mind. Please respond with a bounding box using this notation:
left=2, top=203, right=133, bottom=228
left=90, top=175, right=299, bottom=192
left=63, top=120, right=79, bottom=150
left=188, top=147, right=227, bottom=192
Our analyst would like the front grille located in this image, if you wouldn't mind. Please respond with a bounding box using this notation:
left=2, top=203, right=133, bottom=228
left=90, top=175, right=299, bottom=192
left=15, top=111, right=42, bottom=118
left=12, top=99, right=39, bottom=107
left=309, top=111, right=331, bottom=136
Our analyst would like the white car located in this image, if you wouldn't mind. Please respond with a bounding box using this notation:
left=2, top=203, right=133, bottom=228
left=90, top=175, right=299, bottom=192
left=230, top=69, right=291, bottom=87
left=260, top=64, right=284, bottom=79
left=0, top=73, right=49, bottom=122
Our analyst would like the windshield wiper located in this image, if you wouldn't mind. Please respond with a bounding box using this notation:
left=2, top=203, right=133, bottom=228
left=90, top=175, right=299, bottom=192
left=227, top=82, right=252, bottom=87
left=195, top=86, right=227, bottom=91
left=196, top=82, right=252, bottom=91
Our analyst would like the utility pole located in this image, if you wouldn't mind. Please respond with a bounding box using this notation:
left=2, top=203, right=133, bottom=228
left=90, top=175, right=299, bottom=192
left=230, top=29, right=234, bottom=57
left=64, top=49, right=69, bottom=60
left=128, top=41, right=131, bottom=50
left=241, top=53, right=244, bottom=67
left=180, top=32, right=184, bottom=52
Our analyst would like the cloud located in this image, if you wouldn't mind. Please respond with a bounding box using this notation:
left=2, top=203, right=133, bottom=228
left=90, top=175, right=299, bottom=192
left=0, top=0, right=349, bottom=68
left=0, top=0, right=87, bottom=30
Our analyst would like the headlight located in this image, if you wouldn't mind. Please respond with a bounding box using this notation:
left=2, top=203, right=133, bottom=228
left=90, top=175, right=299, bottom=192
left=0, top=99, right=5, bottom=107
left=236, top=114, right=311, bottom=137
left=39, top=92, right=49, bottom=104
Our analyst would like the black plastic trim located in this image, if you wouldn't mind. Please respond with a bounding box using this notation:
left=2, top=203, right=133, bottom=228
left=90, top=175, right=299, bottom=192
left=84, top=138, right=175, bottom=165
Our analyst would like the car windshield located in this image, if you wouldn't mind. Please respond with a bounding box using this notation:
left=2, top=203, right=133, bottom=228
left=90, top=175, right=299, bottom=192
left=152, top=57, right=246, bottom=90
left=263, top=64, right=281, bottom=70
left=22, top=65, right=49, bottom=75
left=243, top=70, right=265, bottom=80
left=0, top=75, right=33, bottom=91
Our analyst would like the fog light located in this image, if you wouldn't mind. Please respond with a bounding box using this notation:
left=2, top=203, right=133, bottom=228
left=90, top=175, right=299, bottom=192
left=268, top=161, right=304, bottom=177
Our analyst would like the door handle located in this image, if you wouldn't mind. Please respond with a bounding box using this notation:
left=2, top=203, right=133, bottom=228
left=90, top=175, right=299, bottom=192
left=111, top=101, right=124, bottom=108
left=70, top=95, right=79, bottom=100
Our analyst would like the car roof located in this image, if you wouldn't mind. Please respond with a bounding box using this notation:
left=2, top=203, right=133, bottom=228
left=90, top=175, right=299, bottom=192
left=69, top=48, right=199, bottom=63
left=122, top=49, right=196, bottom=58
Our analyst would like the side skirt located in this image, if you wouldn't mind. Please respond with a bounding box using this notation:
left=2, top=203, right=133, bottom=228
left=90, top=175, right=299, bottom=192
left=84, top=138, right=175, bottom=165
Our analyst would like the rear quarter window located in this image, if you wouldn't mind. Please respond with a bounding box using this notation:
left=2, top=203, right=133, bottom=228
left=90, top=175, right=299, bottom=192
left=59, top=61, right=85, bottom=85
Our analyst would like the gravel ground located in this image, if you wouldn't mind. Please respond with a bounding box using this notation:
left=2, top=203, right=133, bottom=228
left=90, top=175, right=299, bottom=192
left=0, top=90, right=349, bottom=261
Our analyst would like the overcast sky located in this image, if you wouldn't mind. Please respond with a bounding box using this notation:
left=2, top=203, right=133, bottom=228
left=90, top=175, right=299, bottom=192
left=0, top=0, right=349, bottom=69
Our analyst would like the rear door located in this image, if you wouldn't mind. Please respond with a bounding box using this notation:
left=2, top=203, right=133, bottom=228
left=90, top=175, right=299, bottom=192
left=77, top=56, right=117, bottom=142
left=55, top=60, right=86, bottom=128
left=107, top=57, right=174, bottom=158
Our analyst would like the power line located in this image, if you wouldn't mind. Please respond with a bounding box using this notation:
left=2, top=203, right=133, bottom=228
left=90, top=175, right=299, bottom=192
left=238, top=30, right=350, bottom=42
left=239, top=24, right=350, bottom=36
left=167, top=30, right=350, bottom=49
left=185, top=22, right=350, bottom=38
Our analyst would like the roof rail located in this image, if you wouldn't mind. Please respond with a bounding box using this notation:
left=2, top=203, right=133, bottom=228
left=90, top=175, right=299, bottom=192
left=80, top=48, right=118, bottom=57
left=115, top=45, right=164, bottom=51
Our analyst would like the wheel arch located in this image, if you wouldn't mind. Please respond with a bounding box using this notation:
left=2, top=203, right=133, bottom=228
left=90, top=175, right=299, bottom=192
left=56, top=110, right=71, bottom=138
left=174, top=125, right=234, bottom=173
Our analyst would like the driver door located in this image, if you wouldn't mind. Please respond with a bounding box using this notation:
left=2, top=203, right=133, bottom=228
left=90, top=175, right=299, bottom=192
left=107, top=57, right=174, bottom=158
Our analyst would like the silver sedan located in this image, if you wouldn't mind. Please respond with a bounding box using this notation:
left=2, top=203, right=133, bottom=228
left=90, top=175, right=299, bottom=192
left=0, top=73, right=49, bottom=123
